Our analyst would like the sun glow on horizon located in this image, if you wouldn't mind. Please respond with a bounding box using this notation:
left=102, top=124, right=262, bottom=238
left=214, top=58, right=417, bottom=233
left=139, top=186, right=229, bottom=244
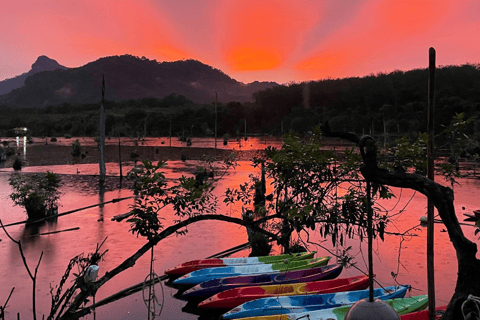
left=0, top=0, right=478, bottom=83
left=216, top=0, right=320, bottom=72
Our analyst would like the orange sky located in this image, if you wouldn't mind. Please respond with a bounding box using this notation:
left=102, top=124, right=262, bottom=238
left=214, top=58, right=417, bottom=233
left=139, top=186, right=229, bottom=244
left=0, top=0, right=478, bottom=84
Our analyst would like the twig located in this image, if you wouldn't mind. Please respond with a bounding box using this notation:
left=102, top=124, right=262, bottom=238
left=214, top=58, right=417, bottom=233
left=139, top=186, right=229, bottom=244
left=111, top=212, right=133, bottom=222
left=0, top=219, right=43, bottom=320
left=30, top=227, right=80, bottom=237
left=1, top=287, right=15, bottom=320
left=3, top=196, right=134, bottom=228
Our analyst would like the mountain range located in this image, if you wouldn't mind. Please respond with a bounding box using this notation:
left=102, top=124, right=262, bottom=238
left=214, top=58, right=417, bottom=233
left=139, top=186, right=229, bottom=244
left=0, top=55, right=278, bottom=108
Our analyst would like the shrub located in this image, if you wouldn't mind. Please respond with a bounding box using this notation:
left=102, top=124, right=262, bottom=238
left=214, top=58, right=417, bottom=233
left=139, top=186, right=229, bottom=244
left=71, top=139, right=82, bottom=157
left=223, top=133, right=230, bottom=145
left=12, top=157, right=22, bottom=170
left=9, top=172, right=61, bottom=220
left=50, top=137, right=57, bottom=142
left=64, top=133, right=72, bottom=139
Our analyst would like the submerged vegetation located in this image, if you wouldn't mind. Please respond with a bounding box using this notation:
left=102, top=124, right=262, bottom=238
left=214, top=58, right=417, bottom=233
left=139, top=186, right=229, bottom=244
left=9, top=171, right=61, bottom=220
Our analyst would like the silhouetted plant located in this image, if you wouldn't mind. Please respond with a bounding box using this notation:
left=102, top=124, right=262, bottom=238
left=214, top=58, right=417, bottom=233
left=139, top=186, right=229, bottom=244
left=71, top=140, right=82, bottom=157
left=9, top=172, right=61, bottom=220
left=12, top=157, right=22, bottom=171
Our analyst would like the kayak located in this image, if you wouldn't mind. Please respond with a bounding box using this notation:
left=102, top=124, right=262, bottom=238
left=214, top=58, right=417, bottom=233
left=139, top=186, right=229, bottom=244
left=173, top=256, right=331, bottom=287
left=165, top=251, right=316, bottom=277
left=400, top=305, right=447, bottom=319
left=232, top=295, right=428, bottom=320
left=198, top=275, right=369, bottom=310
left=222, top=285, right=411, bottom=319
left=181, top=264, right=343, bottom=301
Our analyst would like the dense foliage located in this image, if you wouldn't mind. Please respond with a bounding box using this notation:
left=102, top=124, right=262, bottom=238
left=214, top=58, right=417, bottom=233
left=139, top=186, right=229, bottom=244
left=225, top=128, right=392, bottom=252
left=126, top=160, right=218, bottom=240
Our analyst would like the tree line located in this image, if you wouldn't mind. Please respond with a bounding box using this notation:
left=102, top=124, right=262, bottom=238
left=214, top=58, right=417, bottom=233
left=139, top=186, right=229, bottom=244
left=0, top=64, right=478, bottom=151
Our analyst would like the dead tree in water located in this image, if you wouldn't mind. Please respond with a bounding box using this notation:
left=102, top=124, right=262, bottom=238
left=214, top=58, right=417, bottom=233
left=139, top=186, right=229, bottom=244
left=322, top=124, right=480, bottom=320
left=99, top=74, right=106, bottom=181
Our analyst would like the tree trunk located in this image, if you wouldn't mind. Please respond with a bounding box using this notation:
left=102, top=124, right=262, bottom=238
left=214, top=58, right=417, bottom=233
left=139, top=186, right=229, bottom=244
left=322, top=127, right=480, bottom=319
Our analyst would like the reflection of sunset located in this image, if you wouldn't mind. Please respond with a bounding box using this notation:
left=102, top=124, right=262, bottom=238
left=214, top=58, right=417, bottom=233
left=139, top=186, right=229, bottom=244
left=1, top=0, right=478, bottom=84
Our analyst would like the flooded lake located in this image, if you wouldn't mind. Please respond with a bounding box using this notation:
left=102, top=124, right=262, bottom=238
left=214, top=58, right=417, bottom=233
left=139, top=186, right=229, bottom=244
left=0, top=137, right=479, bottom=319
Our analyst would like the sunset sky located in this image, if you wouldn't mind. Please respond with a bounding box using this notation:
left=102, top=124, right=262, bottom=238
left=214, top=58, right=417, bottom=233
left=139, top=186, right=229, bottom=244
left=1, top=0, right=478, bottom=84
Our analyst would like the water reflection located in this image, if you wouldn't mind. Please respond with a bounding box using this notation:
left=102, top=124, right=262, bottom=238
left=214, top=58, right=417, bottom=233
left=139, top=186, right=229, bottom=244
left=0, top=161, right=479, bottom=318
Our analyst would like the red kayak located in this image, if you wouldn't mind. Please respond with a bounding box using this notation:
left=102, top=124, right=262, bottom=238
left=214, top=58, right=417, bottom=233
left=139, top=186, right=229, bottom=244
left=400, top=306, right=447, bottom=319
left=198, top=275, right=369, bottom=310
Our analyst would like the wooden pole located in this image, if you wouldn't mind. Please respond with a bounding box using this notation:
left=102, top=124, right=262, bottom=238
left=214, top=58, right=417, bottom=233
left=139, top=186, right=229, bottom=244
left=427, top=47, right=436, bottom=320
left=215, top=91, right=218, bottom=149
left=118, top=139, right=122, bottom=179
left=244, top=118, right=247, bottom=139
left=367, top=180, right=374, bottom=302
left=99, top=74, right=106, bottom=181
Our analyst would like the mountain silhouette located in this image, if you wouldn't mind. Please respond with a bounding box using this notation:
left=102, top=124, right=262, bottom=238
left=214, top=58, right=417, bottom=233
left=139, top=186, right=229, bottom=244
left=0, top=55, right=67, bottom=95
left=0, top=55, right=278, bottom=107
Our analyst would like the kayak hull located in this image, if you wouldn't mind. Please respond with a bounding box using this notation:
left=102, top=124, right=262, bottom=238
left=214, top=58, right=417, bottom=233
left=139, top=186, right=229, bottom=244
left=235, top=295, right=428, bottom=320
left=181, top=263, right=343, bottom=301
left=399, top=305, right=447, bottom=319
left=174, top=256, right=331, bottom=287
left=222, top=285, right=410, bottom=319
left=165, top=252, right=315, bottom=277
left=198, top=275, right=370, bottom=310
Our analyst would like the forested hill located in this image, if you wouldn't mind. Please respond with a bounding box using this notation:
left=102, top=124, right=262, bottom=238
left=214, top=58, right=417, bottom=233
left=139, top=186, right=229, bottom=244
left=251, top=64, right=480, bottom=136
left=0, top=61, right=478, bottom=144
left=0, top=55, right=278, bottom=107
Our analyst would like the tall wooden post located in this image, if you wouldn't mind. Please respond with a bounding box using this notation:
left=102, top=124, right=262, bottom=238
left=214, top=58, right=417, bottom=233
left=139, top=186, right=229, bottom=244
left=427, top=47, right=436, bottom=320
left=215, top=91, right=218, bottom=149
left=99, top=74, right=106, bottom=181
left=367, top=180, right=374, bottom=302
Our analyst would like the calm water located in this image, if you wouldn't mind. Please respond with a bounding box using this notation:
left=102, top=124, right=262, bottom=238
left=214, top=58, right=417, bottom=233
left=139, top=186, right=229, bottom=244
left=0, top=140, right=479, bottom=319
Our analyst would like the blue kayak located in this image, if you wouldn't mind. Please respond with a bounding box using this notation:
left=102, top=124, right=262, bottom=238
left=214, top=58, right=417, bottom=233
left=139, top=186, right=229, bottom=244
left=221, top=285, right=411, bottom=319
left=181, top=264, right=343, bottom=301
left=173, top=256, right=331, bottom=286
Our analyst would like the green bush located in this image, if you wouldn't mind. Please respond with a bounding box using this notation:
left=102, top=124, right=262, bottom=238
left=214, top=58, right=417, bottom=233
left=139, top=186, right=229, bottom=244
left=50, top=137, right=57, bottom=142
left=9, top=172, right=61, bottom=220
left=64, top=133, right=72, bottom=139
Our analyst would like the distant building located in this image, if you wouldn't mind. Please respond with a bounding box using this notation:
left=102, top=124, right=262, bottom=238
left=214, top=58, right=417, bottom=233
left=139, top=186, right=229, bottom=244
left=12, top=127, right=28, bottom=135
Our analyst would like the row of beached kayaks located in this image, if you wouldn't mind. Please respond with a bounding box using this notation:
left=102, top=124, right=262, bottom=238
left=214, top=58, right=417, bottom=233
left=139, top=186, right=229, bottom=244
left=181, top=263, right=344, bottom=300
left=165, top=252, right=441, bottom=319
